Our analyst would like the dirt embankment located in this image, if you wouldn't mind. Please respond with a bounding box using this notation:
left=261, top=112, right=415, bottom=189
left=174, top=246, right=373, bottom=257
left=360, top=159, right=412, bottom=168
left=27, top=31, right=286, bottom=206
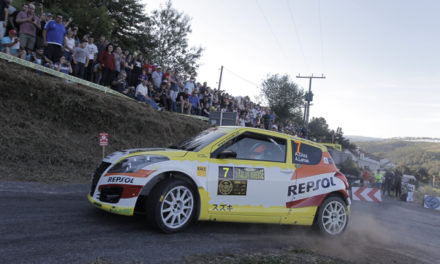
left=0, top=60, right=208, bottom=183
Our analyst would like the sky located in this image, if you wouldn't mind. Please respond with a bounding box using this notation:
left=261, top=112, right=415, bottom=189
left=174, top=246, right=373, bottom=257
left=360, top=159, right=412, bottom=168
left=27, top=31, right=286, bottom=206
left=142, top=0, right=440, bottom=138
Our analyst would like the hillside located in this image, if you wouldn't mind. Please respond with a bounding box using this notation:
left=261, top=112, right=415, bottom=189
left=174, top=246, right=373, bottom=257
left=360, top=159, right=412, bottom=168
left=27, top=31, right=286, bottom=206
left=356, top=140, right=440, bottom=180
left=0, top=60, right=208, bottom=184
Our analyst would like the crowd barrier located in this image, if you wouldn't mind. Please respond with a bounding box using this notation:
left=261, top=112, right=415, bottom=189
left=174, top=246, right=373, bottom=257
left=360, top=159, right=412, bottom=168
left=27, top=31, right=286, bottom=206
left=351, top=187, right=382, bottom=202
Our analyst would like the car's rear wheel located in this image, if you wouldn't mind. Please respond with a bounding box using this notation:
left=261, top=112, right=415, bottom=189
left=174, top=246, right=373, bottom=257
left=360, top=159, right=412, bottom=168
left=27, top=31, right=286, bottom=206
left=316, top=196, right=348, bottom=236
left=147, top=179, right=195, bottom=233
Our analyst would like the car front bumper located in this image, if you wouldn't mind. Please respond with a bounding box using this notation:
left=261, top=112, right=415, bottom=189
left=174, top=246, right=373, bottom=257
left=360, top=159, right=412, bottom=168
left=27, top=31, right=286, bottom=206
left=88, top=193, right=134, bottom=216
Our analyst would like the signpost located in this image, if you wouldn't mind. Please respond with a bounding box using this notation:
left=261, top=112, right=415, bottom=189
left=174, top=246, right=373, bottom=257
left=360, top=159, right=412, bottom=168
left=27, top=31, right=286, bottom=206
left=99, top=133, right=108, bottom=159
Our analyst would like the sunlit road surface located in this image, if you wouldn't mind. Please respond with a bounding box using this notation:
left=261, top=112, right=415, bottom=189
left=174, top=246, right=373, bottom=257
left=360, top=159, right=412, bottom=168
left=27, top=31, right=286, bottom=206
left=0, top=182, right=439, bottom=264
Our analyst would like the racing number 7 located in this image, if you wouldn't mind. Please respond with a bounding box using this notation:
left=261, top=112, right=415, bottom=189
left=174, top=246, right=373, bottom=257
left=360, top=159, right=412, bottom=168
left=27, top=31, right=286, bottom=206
left=223, top=167, right=229, bottom=178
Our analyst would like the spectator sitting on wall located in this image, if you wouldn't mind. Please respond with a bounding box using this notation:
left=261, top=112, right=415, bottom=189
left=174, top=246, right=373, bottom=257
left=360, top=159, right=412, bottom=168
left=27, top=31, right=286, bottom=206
left=43, top=13, right=66, bottom=64
left=135, top=78, right=161, bottom=111
left=111, top=71, right=132, bottom=97
left=16, top=3, right=40, bottom=54
left=54, top=55, right=72, bottom=75
left=1, top=29, right=26, bottom=59
left=157, top=81, right=172, bottom=111
left=30, top=46, right=44, bottom=65
left=72, top=39, right=89, bottom=79
left=177, top=87, right=191, bottom=114
left=201, top=102, right=210, bottom=117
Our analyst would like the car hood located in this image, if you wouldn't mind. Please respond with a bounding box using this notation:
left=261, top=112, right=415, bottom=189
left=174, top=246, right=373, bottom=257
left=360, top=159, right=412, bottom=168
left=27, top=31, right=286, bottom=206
left=103, top=148, right=188, bottom=164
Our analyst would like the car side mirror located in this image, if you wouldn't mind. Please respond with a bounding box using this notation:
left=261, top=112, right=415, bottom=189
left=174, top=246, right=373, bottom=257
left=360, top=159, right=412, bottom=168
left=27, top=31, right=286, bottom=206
left=217, top=150, right=237, bottom=159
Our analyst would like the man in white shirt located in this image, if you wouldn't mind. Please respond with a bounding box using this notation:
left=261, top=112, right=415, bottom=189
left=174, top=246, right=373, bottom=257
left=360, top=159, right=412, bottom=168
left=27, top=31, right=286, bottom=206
left=85, top=35, right=97, bottom=82
left=136, top=79, right=161, bottom=111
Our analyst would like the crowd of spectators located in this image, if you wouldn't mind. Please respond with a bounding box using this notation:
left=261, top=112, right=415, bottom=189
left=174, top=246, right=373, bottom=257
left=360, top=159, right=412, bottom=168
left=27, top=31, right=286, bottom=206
left=0, top=0, right=306, bottom=137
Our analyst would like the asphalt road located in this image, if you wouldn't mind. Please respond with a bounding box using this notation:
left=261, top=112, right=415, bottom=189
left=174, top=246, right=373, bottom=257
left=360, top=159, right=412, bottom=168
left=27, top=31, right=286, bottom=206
left=1, top=181, right=439, bottom=264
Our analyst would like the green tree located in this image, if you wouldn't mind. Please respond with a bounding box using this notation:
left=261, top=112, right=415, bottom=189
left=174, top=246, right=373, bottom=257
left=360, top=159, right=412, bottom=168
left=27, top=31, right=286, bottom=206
left=260, top=74, right=304, bottom=122
left=149, top=1, right=204, bottom=76
left=308, top=117, right=331, bottom=142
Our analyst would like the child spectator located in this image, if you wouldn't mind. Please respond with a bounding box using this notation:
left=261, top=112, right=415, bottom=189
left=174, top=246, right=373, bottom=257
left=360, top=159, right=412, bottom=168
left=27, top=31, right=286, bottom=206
left=54, top=55, right=72, bottom=75
left=72, top=39, right=89, bottom=79
left=30, top=46, right=44, bottom=65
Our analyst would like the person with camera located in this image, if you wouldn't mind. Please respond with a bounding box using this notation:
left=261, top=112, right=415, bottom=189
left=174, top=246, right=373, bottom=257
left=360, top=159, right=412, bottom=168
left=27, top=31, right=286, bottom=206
left=15, top=3, right=40, bottom=53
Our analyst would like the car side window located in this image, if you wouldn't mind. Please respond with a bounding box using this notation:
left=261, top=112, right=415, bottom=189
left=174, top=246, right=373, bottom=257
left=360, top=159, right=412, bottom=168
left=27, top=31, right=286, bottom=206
left=292, top=141, right=322, bottom=165
left=219, top=132, right=287, bottom=163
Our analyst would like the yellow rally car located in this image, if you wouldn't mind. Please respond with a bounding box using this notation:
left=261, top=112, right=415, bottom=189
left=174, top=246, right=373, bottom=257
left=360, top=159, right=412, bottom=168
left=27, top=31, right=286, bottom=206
left=88, top=126, right=350, bottom=235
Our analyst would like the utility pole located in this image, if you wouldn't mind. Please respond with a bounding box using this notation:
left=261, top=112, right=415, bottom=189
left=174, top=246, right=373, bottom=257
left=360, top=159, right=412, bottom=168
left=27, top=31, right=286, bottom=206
left=296, top=74, right=326, bottom=139
left=217, top=65, right=224, bottom=91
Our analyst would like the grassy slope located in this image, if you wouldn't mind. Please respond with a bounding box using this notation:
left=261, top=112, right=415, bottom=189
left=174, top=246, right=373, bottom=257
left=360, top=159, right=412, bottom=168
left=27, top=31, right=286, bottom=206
left=0, top=60, right=208, bottom=184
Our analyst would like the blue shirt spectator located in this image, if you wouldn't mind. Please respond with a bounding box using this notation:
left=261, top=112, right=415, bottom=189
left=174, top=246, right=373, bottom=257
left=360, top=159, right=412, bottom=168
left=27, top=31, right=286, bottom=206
left=44, top=18, right=66, bottom=46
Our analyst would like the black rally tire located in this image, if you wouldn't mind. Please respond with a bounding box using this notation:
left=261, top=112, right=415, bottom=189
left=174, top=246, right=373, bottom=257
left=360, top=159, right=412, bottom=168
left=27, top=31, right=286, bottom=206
left=316, top=196, right=349, bottom=236
left=146, top=179, right=196, bottom=233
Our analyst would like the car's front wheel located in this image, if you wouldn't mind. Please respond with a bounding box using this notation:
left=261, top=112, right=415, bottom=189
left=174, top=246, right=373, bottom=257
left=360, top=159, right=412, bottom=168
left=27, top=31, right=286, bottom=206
left=147, top=179, right=196, bottom=233
left=316, top=196, right=348, bottom=236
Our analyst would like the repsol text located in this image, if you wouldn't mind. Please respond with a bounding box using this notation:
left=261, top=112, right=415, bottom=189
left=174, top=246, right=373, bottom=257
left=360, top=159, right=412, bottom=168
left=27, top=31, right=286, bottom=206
left=288, top=177, right=336, bottom=196
left=107, top=176, right=134, bottom=184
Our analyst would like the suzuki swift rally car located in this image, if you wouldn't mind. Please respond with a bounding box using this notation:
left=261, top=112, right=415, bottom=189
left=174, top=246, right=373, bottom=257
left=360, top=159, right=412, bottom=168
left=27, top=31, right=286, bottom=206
left=88, top=126, right=350, bottom=235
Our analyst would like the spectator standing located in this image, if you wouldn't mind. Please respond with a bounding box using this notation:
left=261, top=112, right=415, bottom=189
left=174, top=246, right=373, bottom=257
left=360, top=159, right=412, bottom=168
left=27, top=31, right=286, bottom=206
left=124, top=54, right=134, bottom=86
left=189, top=90, right=200, bottom=115
left=54, top=55, right=72, bottom=74
left=85, top=35, right=97, bottom=81
left=7, top=2, right=26, bottom=34
left=113, top=46, right=123, bottom=74
left=72, top=39, right=89, bottom=79
left=0, top=0, right=9, bottom=38
left=183, top=76, right=195, bottom=94
left=131, top=53, right=143, bottom=86
left=170, top=69, right=182, bottom=111
left=63, top=29, right=74, bottom=61
left=99, top=43, right=116, bottom=86
left=16, top=3, right=40, bottom=53
left=151, top=66, right=162, bottom=89
left=43, top=13, right=66, bottom=64
left=1, top=29, right=25, bottom=58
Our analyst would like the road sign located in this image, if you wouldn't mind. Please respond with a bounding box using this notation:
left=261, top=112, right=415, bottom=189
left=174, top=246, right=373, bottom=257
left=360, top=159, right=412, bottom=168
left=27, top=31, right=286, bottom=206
left=99, top=133, right=108, bottom=146
left=351, top=187, right=382, bottom=202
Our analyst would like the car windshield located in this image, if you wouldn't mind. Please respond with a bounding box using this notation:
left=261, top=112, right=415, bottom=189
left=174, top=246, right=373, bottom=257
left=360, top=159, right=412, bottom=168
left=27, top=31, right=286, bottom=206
left=173, top=127, right=227, bottom=152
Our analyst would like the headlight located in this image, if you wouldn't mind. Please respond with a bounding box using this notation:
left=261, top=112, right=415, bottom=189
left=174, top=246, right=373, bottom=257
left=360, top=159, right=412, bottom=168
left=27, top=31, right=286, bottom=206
left=108, top=155, right=169, bottom=173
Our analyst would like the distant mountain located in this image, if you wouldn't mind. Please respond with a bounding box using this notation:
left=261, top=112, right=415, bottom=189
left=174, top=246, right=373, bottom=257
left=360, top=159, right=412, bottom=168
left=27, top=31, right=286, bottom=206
left=356, top=140, right=440, bottom=182
left=346, top=135, right=386, bottom=142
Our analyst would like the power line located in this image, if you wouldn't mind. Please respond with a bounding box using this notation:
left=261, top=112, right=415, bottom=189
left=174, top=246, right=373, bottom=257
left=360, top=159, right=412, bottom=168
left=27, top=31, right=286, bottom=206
left=285, top=0, right=308, bottom=72
left=223, top=67, right=260, bottom=87
left=255, top=0, right=288, bottom=59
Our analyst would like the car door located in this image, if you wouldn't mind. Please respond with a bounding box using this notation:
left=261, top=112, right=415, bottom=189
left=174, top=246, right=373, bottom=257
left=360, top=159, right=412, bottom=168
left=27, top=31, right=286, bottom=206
left=207, top=131, right=292, bottom=218
left=287, top=139, right=338, bottom=208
